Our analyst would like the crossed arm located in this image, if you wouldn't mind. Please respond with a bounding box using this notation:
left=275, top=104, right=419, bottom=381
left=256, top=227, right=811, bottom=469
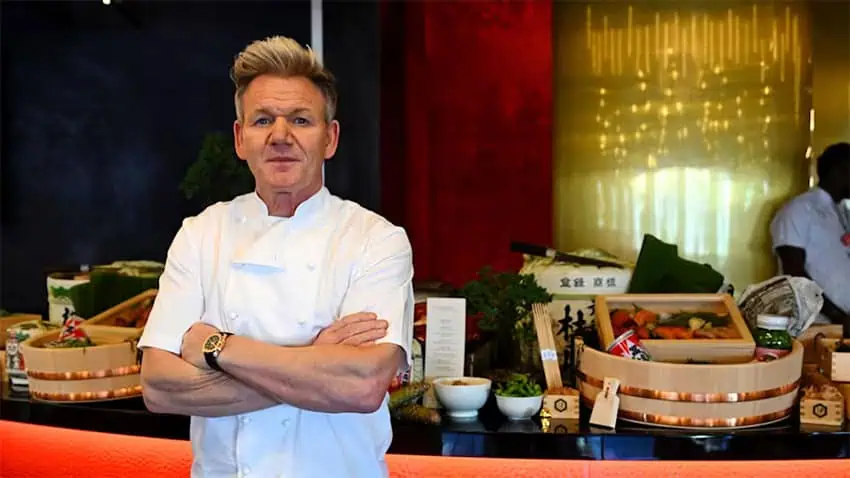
left=140, top=218, right=413, bottom=417
left=141, top=321, right=402, bottom=417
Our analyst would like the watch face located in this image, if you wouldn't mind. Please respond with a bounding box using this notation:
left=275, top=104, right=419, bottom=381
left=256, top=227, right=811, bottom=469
left=203, top=334, right=223, bottom=353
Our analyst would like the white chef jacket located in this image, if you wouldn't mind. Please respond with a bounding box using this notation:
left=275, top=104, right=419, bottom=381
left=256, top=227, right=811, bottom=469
left=771, top=187, right=850, bottom=319
left=138, top=187, right=414, bottom=478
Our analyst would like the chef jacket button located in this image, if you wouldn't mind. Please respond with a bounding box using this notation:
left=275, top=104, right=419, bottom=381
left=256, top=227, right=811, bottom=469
left=240, top=416, right=250, bottom=424
left=281, top=419, right=289, bottom=428
left=230, top=312, right=239, bottom=320
left=238, top=216, right=247, bottom=224
left=297, top=320, right=306, bottom=327
left=307, top=263, right=316, bottom=271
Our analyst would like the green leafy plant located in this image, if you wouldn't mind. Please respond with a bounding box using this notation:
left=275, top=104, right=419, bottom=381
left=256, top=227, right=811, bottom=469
left=180, top=132, right=254, bottom=208
left=460, top=266, right=552, bottom=340
left=460, top=266, right=552, bottom=370
left=495, top=373, right=542, bottom=397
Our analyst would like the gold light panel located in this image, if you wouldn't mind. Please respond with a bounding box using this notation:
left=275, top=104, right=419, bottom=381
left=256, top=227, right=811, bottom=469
left=554, top=2, right=812, bottom=290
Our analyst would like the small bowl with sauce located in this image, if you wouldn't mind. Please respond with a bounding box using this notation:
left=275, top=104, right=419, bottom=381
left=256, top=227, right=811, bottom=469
left=432, top=377, right=491, bottom=419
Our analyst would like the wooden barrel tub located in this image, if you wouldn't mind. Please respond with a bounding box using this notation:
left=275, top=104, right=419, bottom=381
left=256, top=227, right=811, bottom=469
left=20, top=325, right=143, bottom=402
left=18, top=291, right=156, bottom=403
left=576, top=337, right=804, bottom=429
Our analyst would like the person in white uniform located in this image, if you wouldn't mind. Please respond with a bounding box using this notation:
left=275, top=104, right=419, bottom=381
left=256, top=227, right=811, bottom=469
left=771, top=142, right=850, bottom=337
left=138, top=36, right=413, bottom=477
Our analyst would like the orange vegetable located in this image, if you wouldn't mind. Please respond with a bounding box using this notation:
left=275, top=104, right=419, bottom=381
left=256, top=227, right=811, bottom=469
left=633, top=309, right=658, bottom=326
left=652, top=326, right=693, bottom=340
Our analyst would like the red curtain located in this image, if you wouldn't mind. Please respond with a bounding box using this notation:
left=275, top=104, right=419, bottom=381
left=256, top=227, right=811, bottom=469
left=380, top=0, right=553, bottom=287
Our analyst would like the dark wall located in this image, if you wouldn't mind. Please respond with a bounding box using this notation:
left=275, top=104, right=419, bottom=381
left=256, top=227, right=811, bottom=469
left=0, top=1, right=315, bottom=312
left=323, top=0, right=381, bottom=213
left=1, top=1, right=384, bottom=314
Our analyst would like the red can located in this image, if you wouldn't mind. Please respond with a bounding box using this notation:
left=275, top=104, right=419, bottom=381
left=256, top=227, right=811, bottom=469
left=58, top=316, right=89, bottom=342
left=607, top=329, right=652, bottom=361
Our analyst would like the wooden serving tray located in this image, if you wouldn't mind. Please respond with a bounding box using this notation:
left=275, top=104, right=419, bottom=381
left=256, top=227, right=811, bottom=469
left=595, top=294, right=755, bottom=364
left=84, top=289, right=157, bottom=331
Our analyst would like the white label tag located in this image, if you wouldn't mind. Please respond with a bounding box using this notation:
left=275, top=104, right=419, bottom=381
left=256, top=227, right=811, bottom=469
left=540, top=348, right=558, bottom=362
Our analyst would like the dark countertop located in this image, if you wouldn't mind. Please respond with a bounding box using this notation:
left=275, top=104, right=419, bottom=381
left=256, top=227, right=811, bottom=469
left=2, top=389, right=848, bottom=460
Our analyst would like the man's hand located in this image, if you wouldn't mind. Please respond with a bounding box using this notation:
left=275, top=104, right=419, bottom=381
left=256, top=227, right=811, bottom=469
left=313, top=312, right=388, bottom=346
left=181, top=322, right=221, bottom=369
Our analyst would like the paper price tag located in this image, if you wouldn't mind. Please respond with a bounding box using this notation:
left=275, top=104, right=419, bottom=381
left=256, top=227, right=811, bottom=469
left=540, top=348, right=558, bottom=362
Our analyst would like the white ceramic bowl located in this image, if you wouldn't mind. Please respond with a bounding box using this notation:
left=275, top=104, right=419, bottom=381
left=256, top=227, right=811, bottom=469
left=495, top=394, right=543, bottom=420
left=433, top=377, right=491, bottom=419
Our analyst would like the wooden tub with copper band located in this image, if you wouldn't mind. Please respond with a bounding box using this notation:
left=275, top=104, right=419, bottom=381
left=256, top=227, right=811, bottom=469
left=20, top=325, right=143, bottom=402
left=18, top=290, right=156, bottom=402
left=575, top=337, right=804, bottom=429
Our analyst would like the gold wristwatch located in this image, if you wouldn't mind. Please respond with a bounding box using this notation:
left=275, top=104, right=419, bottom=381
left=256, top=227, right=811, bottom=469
left=202, top=332, right=233, bottom=371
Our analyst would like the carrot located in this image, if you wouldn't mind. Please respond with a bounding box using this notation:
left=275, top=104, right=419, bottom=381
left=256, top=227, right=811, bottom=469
left=634, top=309, right=658, bottom=326
left=653, top=325, right=692, bottom=340
left=673, top=328, right=694, bottom=339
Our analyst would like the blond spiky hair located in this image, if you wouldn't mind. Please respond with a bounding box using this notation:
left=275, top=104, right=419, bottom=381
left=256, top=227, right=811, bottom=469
left=230, top=36, right=337, bottom=123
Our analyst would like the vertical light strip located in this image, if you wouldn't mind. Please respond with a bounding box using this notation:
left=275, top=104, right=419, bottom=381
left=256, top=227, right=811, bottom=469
left=310, top=0, right=325, bottom=180
left=311, top=0, right=324, bottom=64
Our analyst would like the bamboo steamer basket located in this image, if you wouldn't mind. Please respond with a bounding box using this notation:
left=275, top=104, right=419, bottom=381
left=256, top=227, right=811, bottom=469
left=19, top=291, right=156, bottom=403
left=576, top=337, right=803, bottom=429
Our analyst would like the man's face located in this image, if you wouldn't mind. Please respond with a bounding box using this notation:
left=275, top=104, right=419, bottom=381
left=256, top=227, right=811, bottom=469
left=233, top=75, right=339, bottom=196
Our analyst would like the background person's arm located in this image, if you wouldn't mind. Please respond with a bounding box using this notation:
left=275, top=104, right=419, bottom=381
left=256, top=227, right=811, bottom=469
left=775, top=246, right=850, bottom=335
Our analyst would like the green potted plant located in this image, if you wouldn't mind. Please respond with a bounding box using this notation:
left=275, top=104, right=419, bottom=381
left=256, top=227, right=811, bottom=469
left=180, top=132, right=254, bottom=209
left=460, top=267, right=552, bottom=371
left=494, top=373, right=543, bottom=420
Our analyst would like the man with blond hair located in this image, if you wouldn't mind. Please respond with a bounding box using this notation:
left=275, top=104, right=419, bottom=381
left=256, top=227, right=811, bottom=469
left=139, top=36, right=413, bottom=477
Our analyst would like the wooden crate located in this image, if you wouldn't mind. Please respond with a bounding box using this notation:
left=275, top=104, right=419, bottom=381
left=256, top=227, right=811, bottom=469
left=83, top=289, right=157, bottom=331
left=595, top=293, right=755, bottom=364
left=799, top=368, right=845, bottom=426
left=541, top=390, right=580, bottom=420
left=576, top=337, right=803, bottom=429
left=799, top=324, right=843, bottom=365
left=800, top=398, right=844, bottom=427
left=816, top=338, right=850, bottom=383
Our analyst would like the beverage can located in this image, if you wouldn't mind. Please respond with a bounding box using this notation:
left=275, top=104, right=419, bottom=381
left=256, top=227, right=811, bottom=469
left=607, top=329, right=652, bottom=361
left=58, top=316, right=88, bottom=342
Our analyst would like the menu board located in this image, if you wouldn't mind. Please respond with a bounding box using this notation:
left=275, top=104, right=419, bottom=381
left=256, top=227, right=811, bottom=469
left=423, top=298, right=466, bottom=408
left=424, top=297, right=466, bottom=378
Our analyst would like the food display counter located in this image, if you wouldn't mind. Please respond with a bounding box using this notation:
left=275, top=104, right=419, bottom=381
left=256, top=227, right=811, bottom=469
left=2, top=389, right=848, bottom=462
